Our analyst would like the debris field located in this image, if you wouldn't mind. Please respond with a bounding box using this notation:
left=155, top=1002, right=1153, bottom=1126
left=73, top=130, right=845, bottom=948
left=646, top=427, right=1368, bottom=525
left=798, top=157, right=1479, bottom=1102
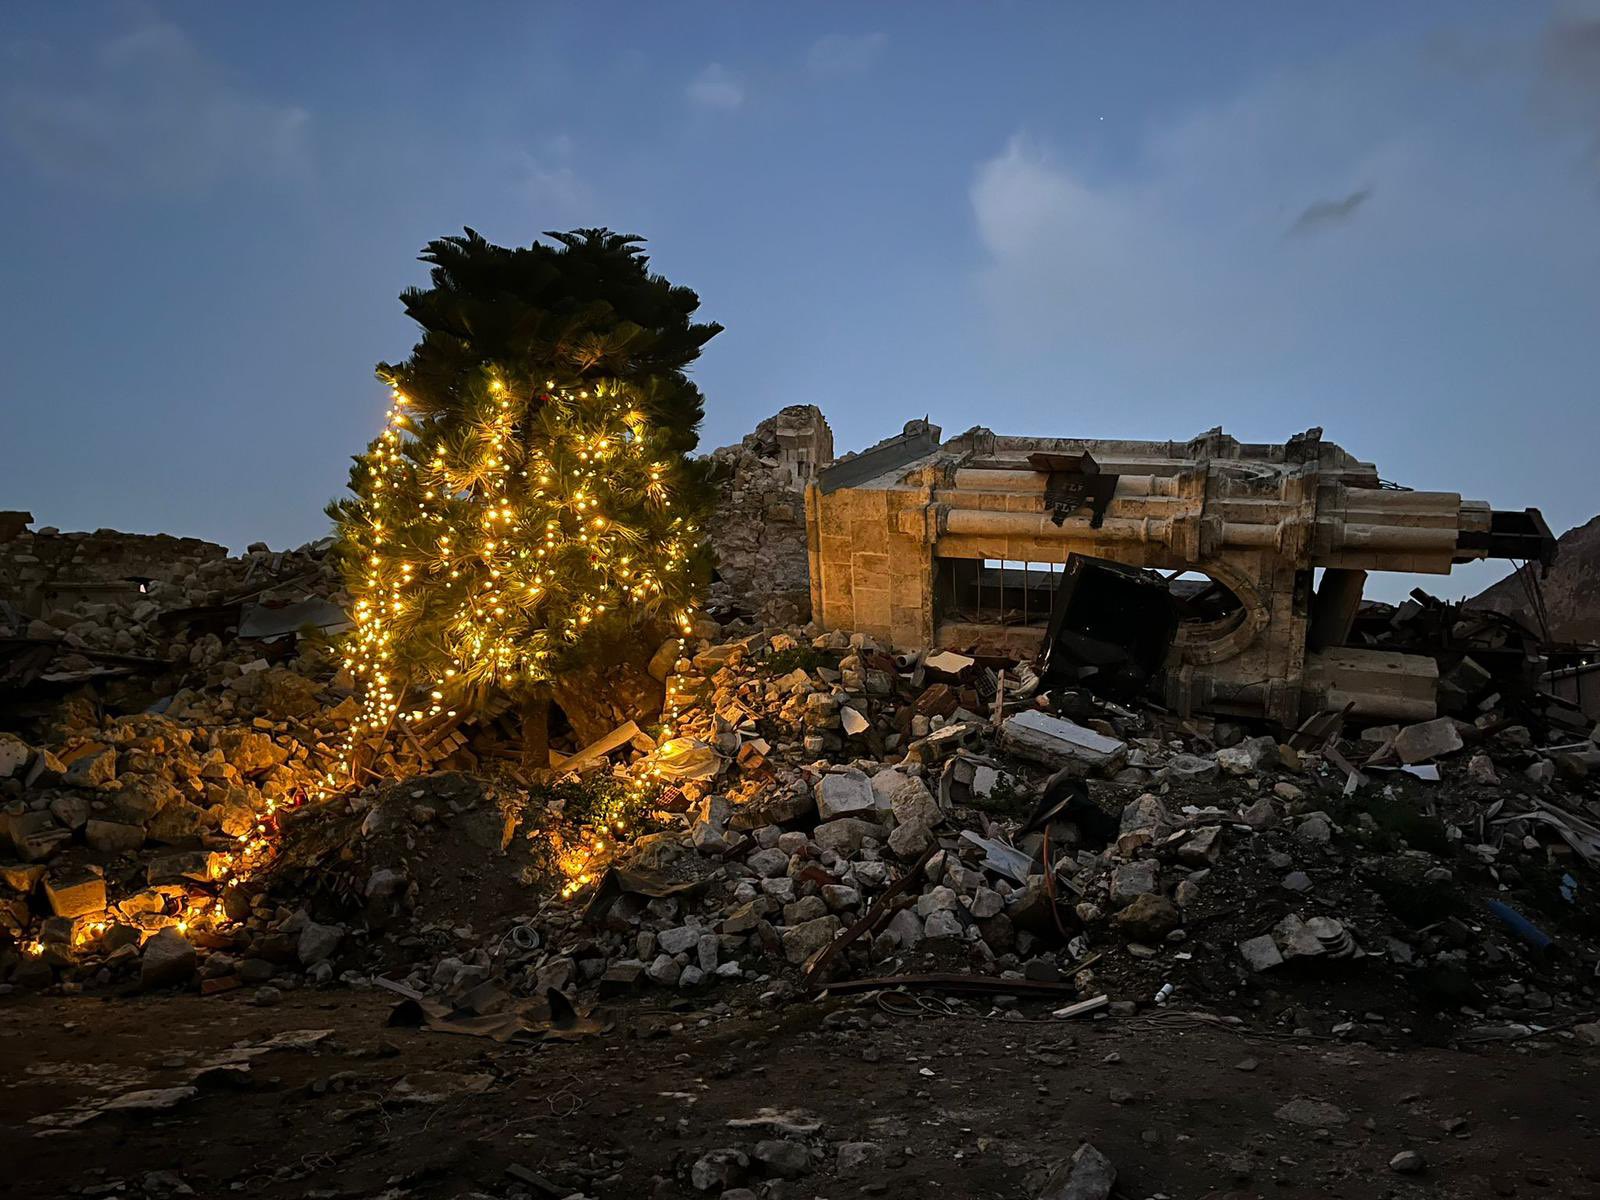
left=4, top=417, right=1600, bottom=1200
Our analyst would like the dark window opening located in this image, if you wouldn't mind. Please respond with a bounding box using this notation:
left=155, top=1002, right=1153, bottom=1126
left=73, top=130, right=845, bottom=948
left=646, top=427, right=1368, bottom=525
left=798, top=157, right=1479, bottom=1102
left=1167, top=571, right=1245, bottom=623
left=937, top=559, right=1246, bottom=632
left=936, top=558, right=1065, bottom=627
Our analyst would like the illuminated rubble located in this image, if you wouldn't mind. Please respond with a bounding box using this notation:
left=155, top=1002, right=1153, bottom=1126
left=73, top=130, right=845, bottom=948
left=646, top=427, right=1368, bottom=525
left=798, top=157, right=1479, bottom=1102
left=3, top=422, right=1599, bottom=1049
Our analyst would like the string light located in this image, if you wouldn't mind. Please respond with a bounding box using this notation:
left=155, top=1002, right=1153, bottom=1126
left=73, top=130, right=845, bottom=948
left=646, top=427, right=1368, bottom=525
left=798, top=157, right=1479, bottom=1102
left=324, top=375, right=703, bottom=810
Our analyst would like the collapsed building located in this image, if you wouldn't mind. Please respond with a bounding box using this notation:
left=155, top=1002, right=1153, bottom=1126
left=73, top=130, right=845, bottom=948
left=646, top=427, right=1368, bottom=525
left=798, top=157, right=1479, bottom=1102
left=704, top=406, right=835, bottom=628
left=805, top=424, right=1557, bottom=726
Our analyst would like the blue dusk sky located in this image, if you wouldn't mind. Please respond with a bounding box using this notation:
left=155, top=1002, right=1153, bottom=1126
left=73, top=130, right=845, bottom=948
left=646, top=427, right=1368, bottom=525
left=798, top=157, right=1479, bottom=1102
left=3, top=2, right=1598, bottom=601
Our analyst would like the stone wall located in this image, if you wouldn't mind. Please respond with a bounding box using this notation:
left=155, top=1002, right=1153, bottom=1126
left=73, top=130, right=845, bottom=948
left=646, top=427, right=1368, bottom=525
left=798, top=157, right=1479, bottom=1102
left=704, top=406, right=834, bottom=627
left=0, top=526, right=229, bottom=620
left=0, top=519, right=340, bottom=670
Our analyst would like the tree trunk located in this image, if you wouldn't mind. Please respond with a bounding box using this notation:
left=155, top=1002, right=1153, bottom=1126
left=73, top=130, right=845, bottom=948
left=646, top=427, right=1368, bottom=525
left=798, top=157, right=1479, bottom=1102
left=520, top=692, right=552, bottom=773
left=546, top=628, right=669, bottom=748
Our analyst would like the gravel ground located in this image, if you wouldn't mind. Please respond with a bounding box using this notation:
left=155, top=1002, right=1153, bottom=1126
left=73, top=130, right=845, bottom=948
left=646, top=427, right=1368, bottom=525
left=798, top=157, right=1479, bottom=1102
left=4, top=988, right=1599, bottom=1200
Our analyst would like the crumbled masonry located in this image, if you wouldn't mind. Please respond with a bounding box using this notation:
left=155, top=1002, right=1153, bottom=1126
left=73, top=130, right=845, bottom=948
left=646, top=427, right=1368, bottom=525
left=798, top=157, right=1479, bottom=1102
left=3, top=416, right=1600, bottom=1200
left=4, top=542, right=1598, bottom=1051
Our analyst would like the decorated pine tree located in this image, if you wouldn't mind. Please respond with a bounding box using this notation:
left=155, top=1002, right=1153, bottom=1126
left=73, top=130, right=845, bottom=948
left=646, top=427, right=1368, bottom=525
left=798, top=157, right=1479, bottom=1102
left=327, top=229, right=720, bottom=772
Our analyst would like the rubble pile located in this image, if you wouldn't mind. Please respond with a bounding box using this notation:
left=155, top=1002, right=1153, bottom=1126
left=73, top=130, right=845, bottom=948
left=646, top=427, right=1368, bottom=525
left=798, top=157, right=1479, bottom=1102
left=15, top=612, right=1591, bottom=1051
left=2, top=510, right=1598, bottom=1053
left=0, top=528, right=346, bottom=722
left=0, top=687, right=363, bottom=987
left=489, top=625, right=1600, bottom=1041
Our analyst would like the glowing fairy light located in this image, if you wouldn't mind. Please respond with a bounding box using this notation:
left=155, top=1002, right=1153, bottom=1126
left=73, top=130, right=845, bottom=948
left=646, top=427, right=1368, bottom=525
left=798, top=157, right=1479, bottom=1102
left=325, top=374, right=704, bottom=803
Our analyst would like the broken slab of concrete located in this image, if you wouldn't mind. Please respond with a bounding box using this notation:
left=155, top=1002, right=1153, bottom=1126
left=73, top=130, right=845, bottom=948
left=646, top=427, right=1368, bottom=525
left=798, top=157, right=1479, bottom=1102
left=1392, top=717, right=1465, bottom=764
left=815, top=769, right=876, bottom=820
left=998, top=710, right=1126, bottom=771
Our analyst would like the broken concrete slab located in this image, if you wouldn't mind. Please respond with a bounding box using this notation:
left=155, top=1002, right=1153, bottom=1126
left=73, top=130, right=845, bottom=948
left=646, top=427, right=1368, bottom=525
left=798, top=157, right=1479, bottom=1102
left=1239, top=934, right=1284, bottom=972
left=815, top=769, right=877, bottom=820
left=1393, top=717, right=1465, bottom=764
left=999, top=710, right=1126, bottom=771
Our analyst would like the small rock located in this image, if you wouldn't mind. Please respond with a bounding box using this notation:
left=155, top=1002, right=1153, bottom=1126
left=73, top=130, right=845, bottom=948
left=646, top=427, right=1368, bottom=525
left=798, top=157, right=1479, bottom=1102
left=296, top=922, right=343, bottom=966
left=141, top=928, right=197, bottom=990
left=646, top=955, right=682, bottom=986
left=1239, top=935, right=1284, bottom=972
left=1274, top=1097, right=1349, bottom=1128
left=836, top=1141, right=884, bottom=1175
left=1109, top=860, right=1158, bottom=907
left=1240, top=798, right=1279, bottom=830
left=887, top=819, right=934, bottom=859
left=657, top=926, right=701, bottom=955
left=1389, top=1150, right=1426, bottom=1175
left=924, top=909, right=964, bottom=938
left=1293, top=814, right=1332, bottom=845
left=1038, top=1141, right=1116, bottom=1200
left=1112, top=893, right=1179, bottom=942
left=753, top=1139, right=812, bottom=1178
left=1467, top=754, right=1499, bottom=785
left=689, top=1148, right=748, bottom=1192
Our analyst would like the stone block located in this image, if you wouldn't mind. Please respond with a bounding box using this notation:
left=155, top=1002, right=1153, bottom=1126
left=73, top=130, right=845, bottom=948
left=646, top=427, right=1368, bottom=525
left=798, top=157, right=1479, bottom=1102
left=86, top=819, right=145, bottom=855
left=43, top=871, right=106, bottom=918
left=1393, top=717, right=1464, bottom=764
left=6, top=810, right=70, bottom=862
left=141, top=928, right=197, bottom=989
left=1000, top=711, right=1126, bottom=770
left=781, top=915, right=840, bottom=965
left=811, top=817, right=883, bottom=856
left=815, top=769, right=876, bottom=820
left=1109, top=860, right=1158, bottom=908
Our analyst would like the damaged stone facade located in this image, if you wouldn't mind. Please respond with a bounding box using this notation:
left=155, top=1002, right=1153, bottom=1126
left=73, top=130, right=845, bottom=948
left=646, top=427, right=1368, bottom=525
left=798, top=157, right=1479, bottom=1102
left=805, top=427, right=1553, bottom=725
left=704, top=406, right=833, bottom=626
left=0, top=519, right=228, bottom=623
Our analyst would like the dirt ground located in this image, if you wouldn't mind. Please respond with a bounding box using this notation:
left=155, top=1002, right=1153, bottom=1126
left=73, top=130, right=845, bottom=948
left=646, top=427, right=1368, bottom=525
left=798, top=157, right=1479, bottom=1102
left=3, top=988, right=1598, bottom=1200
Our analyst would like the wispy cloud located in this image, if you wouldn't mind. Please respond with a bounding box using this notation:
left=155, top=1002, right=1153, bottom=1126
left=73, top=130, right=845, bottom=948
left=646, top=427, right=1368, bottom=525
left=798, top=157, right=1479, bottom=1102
left=1287, top=187, right=1372, bottom=236
left=806, top=33, right=887, bottom=76
left=968, top=31, right=1600, bottom=377
left=687, top=63, right=744, bottom=110
left=2, top=18, right=309, bottom=194
left=515, top=136, right=589, bottom=214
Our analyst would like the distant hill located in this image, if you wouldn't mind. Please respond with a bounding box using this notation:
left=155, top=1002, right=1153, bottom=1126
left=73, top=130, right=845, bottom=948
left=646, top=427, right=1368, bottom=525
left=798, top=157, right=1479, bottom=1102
left=1469, top=514, right=1600, bottom=644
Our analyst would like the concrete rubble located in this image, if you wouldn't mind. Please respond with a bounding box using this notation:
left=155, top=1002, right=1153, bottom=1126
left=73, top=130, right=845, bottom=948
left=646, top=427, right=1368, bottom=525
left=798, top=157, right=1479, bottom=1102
left=3, top=417, right=1600, bottom=1198
left=6, top=581, right=1599, bottom=1064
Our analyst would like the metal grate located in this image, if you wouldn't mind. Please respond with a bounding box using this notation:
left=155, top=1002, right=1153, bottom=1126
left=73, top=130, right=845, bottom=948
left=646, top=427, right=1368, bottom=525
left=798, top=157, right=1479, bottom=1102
left=936, top=558, right=1064, bottom=627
